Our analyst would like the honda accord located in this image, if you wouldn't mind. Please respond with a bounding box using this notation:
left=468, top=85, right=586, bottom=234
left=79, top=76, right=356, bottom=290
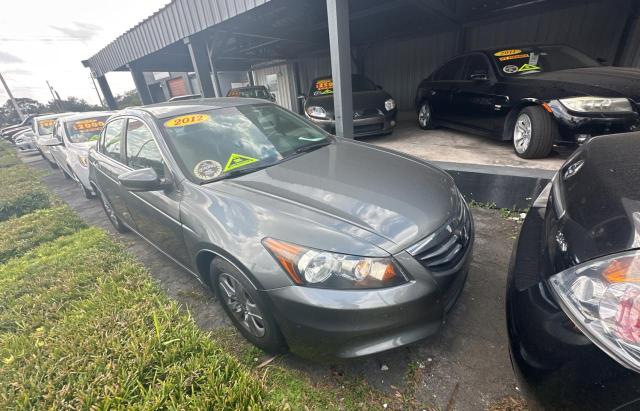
left=88, top=99, right=473, bottom=359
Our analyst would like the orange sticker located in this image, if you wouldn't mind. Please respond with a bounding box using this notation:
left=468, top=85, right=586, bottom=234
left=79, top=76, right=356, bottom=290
left=164, top=113, right=210, bottom=128
left=494, top=49, right=522, bottom=57
left=38, top=119, right=55, bottom=128
left=315, top=79, right=333, bottom=91
left=72, top=119, right=105, bottom=132
left=498, top=53, right=529, bottom=61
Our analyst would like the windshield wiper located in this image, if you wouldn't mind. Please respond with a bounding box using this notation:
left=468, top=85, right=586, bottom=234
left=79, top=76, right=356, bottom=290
left=292, top=140, right=331, bottom=155
left=199, top=163, right=274, bottom=184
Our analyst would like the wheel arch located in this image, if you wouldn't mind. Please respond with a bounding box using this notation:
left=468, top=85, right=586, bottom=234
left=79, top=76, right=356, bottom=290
left=195, top=247, right=262, bottom=291
left=502, top=98, right=548, bottom=141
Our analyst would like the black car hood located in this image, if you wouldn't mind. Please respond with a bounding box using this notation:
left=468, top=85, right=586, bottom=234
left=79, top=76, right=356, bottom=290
left=221, top=139, right=458, bottom=250
left=558, top=132, right=640, bottom=263
left=512, top=66, right=640, bottom=102
left=306, top=90, right=392, bottom=116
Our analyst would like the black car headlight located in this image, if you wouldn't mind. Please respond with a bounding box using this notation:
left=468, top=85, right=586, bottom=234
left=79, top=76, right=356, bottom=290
left=559, top=97, right=633, bottom=113
left=262, top=238, right=407, bottom=289
left=549, top=250, right=640, bottom=372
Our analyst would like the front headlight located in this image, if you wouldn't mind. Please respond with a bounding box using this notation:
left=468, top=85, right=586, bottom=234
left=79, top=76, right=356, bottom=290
left=559, top=97, right=633, bottom=113
left=305, top=106, right=328, bottom=119
left=384, top=99, right=396, bottom=111
left=262, top=238, right=407, bottom=289
left=549, top=250, right=640, bottom=372
left=78, top=155, right=89, bottom=168
left=14, top=137, right=24, bottom=144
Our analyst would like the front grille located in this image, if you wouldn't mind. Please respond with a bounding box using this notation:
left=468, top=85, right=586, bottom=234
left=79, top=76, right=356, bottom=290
left=407, top=202, right=472, bottom=273
left=354, top=108, right=382, bottom=118
left=354, top=123, right=384, bottom=134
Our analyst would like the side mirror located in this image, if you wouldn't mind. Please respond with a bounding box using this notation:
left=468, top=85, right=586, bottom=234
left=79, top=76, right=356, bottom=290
left=470, top=71, right=489, bottom=81
left=118, top=168, right=169, bottom=192
left=297, top=94, right=306, bottom=100
left=39, top=137, right=63, bottom=146
left=270, top=93, right=276, bottom=101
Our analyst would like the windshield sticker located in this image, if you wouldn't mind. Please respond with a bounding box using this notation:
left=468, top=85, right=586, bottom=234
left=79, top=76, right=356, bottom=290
left=224, top=153, right=258, bottom=172
left=498, top=53, right=529, bottom=62
left=165, top=113, right=210, bottom=128
left=193, top=160, right=222, bottom=180
left=314, top=79, right=334, bottom=95
left=518, top=63, right=541, bottom=72
left=73, top=119, right=105, bottom=132
left=494, top=49, right=522, bottom=57
left=38, top=119, right=55, bottom=128
left=528, top=52, right=540, bottom=66
left=503, top=65, right=519, bottom=74
left=299, top=136, right=325, bottom=142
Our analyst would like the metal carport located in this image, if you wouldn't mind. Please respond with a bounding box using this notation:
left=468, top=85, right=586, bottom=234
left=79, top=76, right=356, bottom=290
left=83, top=0, right=640, bottom=139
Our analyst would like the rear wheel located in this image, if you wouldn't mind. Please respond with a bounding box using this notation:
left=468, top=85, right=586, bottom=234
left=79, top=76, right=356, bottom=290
left=211, top=259, right=287, bottom=354
left=512, top=106, right=557, bottom=159
left=97, top=188, right=129, bottom=233
left=418, top=101, right=436, bottom=130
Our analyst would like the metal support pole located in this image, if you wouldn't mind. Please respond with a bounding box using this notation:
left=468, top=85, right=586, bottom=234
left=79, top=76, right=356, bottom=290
left=326, top=0, right=354, bottom=138
left=89, top=73, right=106, bottom=108
left=96, top=75, right=117, bottom=110
left=46, top=80, right=64, bottom=112
left=185, top=37, right=217, bottom=97
left=127, top=64, right=153, bottom=105
left=206, top=40, right=223, bottom=97
left=0, top=72, right=25, bottom=120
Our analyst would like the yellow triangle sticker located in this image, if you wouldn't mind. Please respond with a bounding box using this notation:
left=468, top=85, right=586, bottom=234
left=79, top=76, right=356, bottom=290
left=224, top=153, right=258, bottom=172
left=518, top=63, right=540, bottom=72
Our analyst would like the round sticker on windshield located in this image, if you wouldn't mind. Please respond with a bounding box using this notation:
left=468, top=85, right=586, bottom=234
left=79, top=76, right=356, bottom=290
left=503, top=65, right=518, bottom=74
left=193, top=160, right=222, bottom=180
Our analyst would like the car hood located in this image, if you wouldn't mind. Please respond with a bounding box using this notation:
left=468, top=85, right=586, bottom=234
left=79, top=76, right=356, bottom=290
left=219, top=140, right=459, bottom=251
left=512, top=66, right=640, bottom=102
left=306, top=90, right=393, bottom=116
left=557, top=132, right=640, bottom=263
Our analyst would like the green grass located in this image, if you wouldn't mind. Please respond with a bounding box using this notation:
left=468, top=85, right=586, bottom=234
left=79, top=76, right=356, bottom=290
left=0, top=164, right=51, bottom=221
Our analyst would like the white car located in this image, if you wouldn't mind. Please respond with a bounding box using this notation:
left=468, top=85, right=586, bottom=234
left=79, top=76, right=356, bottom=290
left=33, top=113, right=75, bottom=167
left=46, top=111, right=115, bottom=198
left=13, top=129, right=38, bottom=152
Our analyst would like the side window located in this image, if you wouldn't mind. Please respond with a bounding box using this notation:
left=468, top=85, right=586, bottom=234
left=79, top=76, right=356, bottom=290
left=434, top=57, right=467, bottom=81
left=102, top=119, right=125, bottom=162
left=125, top=119, right=164, bottom=178
left=463, top=55, right=490, bottom=79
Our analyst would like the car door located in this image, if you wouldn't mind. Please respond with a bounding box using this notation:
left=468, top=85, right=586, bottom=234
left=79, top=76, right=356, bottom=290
left=427, top=56, right=467, bottom=122
left=121, top=117, right=189, bottom=266
left=450, top=53, right=510, bottom=133
left=49, top=121, right=69, bottom=172
left=93, top=118, right=136, bottom=228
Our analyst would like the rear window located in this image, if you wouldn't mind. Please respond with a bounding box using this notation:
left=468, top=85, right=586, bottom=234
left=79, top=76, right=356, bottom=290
left=227, top=87, right=270, bottom=99
left=36, top=118, right=57, bottom=135
left=310, top=75, right=377, bottom=96
left=492, top=46, right=598, bottom=76
left=64, top=116, right=110, bottom=143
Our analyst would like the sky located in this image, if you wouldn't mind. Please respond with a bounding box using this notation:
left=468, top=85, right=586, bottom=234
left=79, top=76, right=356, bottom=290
left=0, top=0, right=170, bottom=106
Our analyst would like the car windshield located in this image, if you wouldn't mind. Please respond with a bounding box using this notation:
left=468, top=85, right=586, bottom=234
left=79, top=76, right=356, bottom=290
left=228, top=88, right=270, bottom=99
left=159, top=104, right=330, bottom=182
left=36, top=118, right=57, bottom=135
left=310, top=75, right=377, bottom=96
left=64, top=116, right=110, bottom=143
left=493, top=46, right=599, bottom=76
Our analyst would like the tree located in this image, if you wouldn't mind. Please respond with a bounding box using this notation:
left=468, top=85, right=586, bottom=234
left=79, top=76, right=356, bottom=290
left=115, top=89, right=141, bottom=109
left=44, top=97, right=102, bottom=113
left=0, top=98, right=45, bottom=127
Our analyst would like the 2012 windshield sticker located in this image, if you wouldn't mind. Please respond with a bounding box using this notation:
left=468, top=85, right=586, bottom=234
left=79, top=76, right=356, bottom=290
left=224, top=153, right=258, bottom=172
left=165, top=113, right=210, bottom=128
left=494, top=49, right=522, bottom=57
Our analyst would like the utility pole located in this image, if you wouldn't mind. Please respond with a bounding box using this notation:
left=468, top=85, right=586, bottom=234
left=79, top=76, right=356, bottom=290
left=46, top=80, right=63, bottom=112
left=0, top=71, right=25, bottom=121
left=89, top=73, right=105, bottom=108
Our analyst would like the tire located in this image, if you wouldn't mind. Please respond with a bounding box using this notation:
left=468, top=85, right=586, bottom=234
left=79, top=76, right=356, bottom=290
left=417, top=100, right=436, bottom=130
left=73, top=171, right=94, bottom=199
left=48, top=159, right=58, bottom=169
left=512, top=106, right=557, bottom=159
left=211, top=259, right=287, bottom=354
left=97, top=188, right=129, bottom=233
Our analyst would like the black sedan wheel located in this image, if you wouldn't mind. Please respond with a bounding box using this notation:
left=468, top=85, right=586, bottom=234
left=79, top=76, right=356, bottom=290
left=97, top=189, right=129, bottom=233
left=211, top=259, right=286, bottom=354
left=512, top=106, right=557, bottom=159
left=418, top=101, right=436, bottom=130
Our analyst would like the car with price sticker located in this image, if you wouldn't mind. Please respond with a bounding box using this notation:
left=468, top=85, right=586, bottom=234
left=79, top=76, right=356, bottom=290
left=88, top=98, right=474, bottom=360
left=42, top=111, right=115, bottom=198
left=301, top=74, right=398, bottom=137
left=33, top=112, right=75, bottom=167
left=415, top=45, right=640, bottom=159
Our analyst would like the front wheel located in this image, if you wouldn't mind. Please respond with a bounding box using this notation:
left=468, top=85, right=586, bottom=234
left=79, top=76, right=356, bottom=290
left=512, top=106, right=558, bottom=159
left=417, top=101, right=436, bottom=130
left=211, top=259, right=287, bottom=354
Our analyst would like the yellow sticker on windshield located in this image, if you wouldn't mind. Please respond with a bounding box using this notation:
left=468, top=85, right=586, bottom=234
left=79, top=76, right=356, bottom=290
left=164, top=113, right=210, bottom=128
left=73, top=119, right=105, bottom=132
left=224, top=153, right=258, bottom=172
left=38, top=119, right=55, bottom=128
left=494, top=49, right=522, bottom=57
left=518, top=63, right=541, bottom=72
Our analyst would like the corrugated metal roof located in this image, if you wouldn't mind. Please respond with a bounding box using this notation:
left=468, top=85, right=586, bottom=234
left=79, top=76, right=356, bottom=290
left=85, top=0, right=270, bottom=76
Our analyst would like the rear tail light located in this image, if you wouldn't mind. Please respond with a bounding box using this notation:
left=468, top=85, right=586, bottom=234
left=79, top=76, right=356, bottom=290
left=549, top=250, right=640, bottom=372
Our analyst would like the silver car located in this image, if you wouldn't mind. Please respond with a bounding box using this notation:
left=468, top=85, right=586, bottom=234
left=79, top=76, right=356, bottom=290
left=33, top=113, right=75, bottom=167
left=46, top=112, right=115, bottom=198
left=12, top=129, right=38, bottom=152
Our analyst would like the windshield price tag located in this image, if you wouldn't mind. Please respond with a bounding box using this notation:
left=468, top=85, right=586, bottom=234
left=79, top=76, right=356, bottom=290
left=165, top=113, right=210, bottom=128
left=73, top=119, right=105, bottom=132
left=494, top=49, right=522, bottom=57
left=38, top=119, right=55, bottom=128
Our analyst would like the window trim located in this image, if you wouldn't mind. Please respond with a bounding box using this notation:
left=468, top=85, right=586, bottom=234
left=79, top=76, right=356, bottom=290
left=461, top=52, right=495, bottom=81
left=123, top=116, right=166, bottom=176
left=433, top=55, right=468, bottom=82
left=99, top=117, right=127, bottom=164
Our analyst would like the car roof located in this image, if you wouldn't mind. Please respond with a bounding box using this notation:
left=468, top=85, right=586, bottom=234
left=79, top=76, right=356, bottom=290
left=59, top=111, right=116, bottom=122
left=34, top=112, right=76, bottom=120
left=120, top=97, right=271, bottom=119
left=468, top=43, right=573, bottom=55
left=230, top=86, right=266, bottom=90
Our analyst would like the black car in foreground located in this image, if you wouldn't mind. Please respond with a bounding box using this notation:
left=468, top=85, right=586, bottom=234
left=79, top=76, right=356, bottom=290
left=415, top=45, right=640, bottom=158
left=302, top=74, right=397, bottom=137
left=507, top=132, right=640, bottom=410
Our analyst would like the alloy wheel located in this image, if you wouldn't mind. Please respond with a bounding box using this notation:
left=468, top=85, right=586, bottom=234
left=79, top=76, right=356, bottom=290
left=513, top=113, right=532, bottom=154
left=218, top=273, right=266, bottom=338
left=419, top=103, right=431, bottom=127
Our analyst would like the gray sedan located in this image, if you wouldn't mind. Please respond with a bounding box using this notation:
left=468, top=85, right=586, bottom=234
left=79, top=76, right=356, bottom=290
left=88, top=99, right=473, bottom=359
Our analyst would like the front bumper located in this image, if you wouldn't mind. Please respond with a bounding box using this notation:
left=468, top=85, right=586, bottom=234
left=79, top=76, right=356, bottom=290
left=266, top=240, right=473, bottom=360
left=547, top=100, right=640, bottom=144
left=16, top=141, right=37, bottom=152
left=507, top=206, right=640, bottom=410
left=307, top=111, right=397, bottom=137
